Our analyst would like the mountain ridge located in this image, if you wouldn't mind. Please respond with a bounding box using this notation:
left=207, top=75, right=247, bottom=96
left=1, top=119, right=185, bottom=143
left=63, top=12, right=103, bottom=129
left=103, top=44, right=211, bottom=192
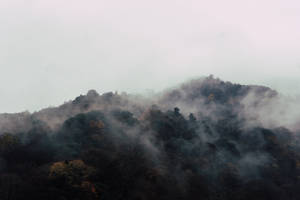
left=0, top=76, right=279, bottom=134
left=1, top=76, right=299, bottom=200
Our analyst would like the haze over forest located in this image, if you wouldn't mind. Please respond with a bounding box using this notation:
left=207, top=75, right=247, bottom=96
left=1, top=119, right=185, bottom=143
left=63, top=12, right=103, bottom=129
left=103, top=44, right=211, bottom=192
left=1, top=1, right=300, bottom=200
left=1, top=76, right=300, bottom=199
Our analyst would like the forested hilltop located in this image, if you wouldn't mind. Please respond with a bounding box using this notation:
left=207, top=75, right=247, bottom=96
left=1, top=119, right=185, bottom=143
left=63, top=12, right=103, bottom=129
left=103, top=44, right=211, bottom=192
left=1, top=76, right=300, bottom=200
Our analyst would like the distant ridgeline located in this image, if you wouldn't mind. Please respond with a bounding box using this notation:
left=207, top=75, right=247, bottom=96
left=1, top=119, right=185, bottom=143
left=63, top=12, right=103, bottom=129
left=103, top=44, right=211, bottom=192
left=1, top=76, right=300, bottom=200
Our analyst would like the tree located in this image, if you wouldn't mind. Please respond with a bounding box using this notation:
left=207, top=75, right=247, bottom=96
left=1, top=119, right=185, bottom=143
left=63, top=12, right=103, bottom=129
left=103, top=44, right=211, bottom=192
left=0, top=133, right=20, bottom=155
left=49, top=160, right=95, bottom=186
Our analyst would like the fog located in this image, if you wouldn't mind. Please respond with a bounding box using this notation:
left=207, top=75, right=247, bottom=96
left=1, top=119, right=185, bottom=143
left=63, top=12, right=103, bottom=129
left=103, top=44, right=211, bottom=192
left=0, top=0, right=300, bottom=112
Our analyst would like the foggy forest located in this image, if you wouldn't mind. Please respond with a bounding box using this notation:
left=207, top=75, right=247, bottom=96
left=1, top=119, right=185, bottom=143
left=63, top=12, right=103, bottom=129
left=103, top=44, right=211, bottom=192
left=1, top=76, right=300, bottom=200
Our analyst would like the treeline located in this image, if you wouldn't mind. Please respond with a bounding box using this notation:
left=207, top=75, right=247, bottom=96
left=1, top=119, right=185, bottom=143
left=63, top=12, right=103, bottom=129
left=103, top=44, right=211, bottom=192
left=1, top=76, right=300, bottom=200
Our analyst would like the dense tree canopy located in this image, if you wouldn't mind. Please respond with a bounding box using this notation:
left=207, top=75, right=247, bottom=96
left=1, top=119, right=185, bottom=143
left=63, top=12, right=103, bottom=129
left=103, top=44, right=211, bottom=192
left=0, top=76, right=299, bottom=200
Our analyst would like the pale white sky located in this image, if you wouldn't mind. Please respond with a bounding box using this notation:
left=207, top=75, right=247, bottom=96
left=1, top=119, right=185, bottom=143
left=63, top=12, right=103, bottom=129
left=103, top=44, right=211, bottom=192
left=0, top=0, right=300, bottom=113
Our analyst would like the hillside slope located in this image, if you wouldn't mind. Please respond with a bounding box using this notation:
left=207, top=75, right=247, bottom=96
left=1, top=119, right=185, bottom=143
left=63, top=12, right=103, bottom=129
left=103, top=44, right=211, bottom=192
left=0, top=76, right=300, bottom=200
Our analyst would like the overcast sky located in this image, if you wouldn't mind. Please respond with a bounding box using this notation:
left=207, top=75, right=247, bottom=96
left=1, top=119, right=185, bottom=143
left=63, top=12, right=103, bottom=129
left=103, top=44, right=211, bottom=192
left=0, top=0, right=300, bottom=113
